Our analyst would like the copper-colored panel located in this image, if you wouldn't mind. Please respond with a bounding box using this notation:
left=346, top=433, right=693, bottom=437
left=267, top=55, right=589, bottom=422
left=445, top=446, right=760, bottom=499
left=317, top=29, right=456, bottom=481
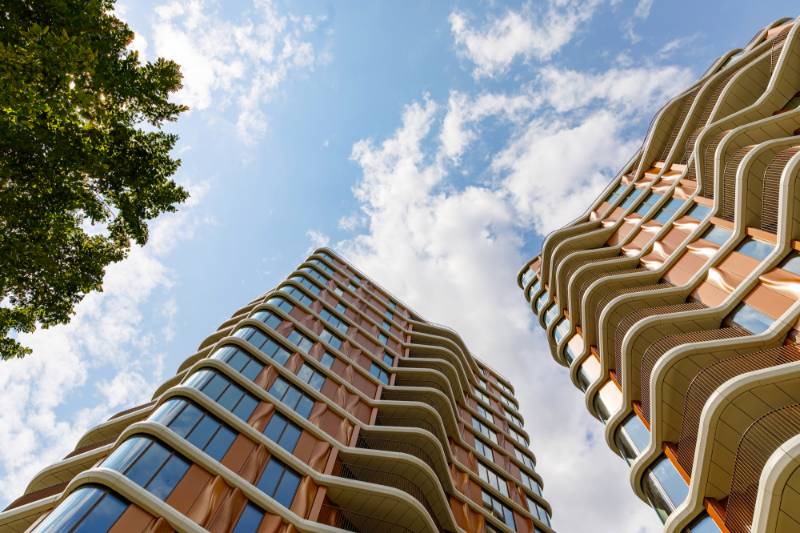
left=743, top=285, right=794, bottom=319
left=168, top=464, right=215, bottom=517
left=221, top=434, right=257, bottom=475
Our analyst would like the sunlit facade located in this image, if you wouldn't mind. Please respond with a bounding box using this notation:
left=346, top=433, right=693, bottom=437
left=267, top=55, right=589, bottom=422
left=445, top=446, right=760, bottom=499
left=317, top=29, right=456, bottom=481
left=2, top=249, right=552, bottom=533
left=518, top=16, right=800, bottom=533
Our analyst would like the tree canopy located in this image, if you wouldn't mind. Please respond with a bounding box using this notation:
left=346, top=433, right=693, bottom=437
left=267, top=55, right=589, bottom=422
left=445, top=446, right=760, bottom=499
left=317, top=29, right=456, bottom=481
left=0, top=0, right=188, bottom=359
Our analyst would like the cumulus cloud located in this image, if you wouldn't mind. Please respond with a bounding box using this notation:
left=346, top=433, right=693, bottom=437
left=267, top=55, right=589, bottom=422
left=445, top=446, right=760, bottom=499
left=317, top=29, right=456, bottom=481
left=0, top=181, right=210, bottom=504
left=147, top=0, right=323, bottom=142
left=306, top=229, right=330, bottom=251
left=449, top=0, right=602, bottom=78
left=337, top=89, right=662, bottom=531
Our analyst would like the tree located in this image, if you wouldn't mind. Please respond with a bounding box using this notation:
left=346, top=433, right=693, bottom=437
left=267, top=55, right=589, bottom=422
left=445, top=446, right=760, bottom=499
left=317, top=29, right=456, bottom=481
left=0, top=0, right=188, bottom=359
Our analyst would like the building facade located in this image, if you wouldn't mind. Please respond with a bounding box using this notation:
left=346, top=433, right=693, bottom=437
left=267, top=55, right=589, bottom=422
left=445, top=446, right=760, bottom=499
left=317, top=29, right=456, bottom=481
left=2, top=249, right=553, bottom=533
left=518, top=16, right=800, bottom=533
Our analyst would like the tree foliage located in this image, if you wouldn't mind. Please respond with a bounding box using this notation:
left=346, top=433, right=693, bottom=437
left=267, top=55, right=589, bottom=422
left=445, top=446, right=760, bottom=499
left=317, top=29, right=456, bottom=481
left=0, top=0, right=188, bottom=359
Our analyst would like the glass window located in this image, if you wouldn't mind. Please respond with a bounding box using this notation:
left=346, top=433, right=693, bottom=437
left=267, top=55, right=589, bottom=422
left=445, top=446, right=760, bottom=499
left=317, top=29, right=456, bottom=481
left=320, top=309, right=349, bottom=334
left=534, top=291, right=549, bottom=313
left=544, top=304, right=559, bottom=327
left=263, top=412, right=302, bottom=452
left=527, top=497, right=551, bottom=527
left=155, top=399, right=236, bottom=462
left=509, top=427, right=528, bottom=445
left=266, top=296, right=293, bottom=313
left=348, top=281, right=358, bottom=291
left=319, top=328, right=343, bottom=350
left=606, top=183, right=626, bottom=203
left=320, top=352, right=335, bottom=369
left=256, top=457, right=302, bottom=508
left=514, top=447, right=536, bottom=470
left=481, top=490, right=515, bottom=530
left=564, top=345, right=576, bottom=364
left=478, top=461, right=509, bottom=497
left=475, top=388, right=490, bottom=404
left=33, top=485, right=128, bottom=533
left=292, top=272, right=323, bottom=294
left=620, top=186, right=646, bottom=209
left=735, top=238, right=772, bottom=261
left=520, top=471, right=542, bottom=497
left=474, top=438, right=494, bottom=462
left=298, top=267, right=327, bottom=285
left=619, top=414, right=650, bottom=461
left=370, top=362, right=390, bottom=385
left=102, top=436, right=189, bottom=501
left=280, top=285, right=313, bottom=307
left=728, top=303, right=774, bottom=334
left=335, top=302, right=346, bottom=314
left=686, top=512, right=723, bottom=533
left=642, top=455, right=689, bottom=521
left=499, top=394, right=517, bottom=410
left=476, top=403, right=494, bottom=424
left=378, top=332, right=388, bottom=345
left=382, top=352, right=394, bottom=366
left=654, top=198, right=684, bottom=224
left=381, top=320, right=391, bottom=331
left=553, top=317, right=570, bottom=343
left=505, top=409, right=524, bottom=428
left=780, top=253, right=800, bottom=275
left=213, top=346, right=264, bottom=382
left=634, top=192, right=661, bottom=216
left=309, top=259, right=334, bottom=275
left=334, top=286, right=344, bottom=297
left=287, top=329, right=314, bottom=354
left=186, top=370, right=258, bottom=423
left=269, top=377, right=314, bottom=418
left=686, top=202, right=711, bottom=221
left=232, top=503, right=265, bottom=533
left=700, top=226, right=731, bottom=246
left=251, top=310, right=282, bottom=329
left=521, top=267, right=536, bottom=287
left=385, top=310, right=394, bottom=320
left=297, top=363, right=326, bottom=391
left=472, top=417, right=498, bottom=445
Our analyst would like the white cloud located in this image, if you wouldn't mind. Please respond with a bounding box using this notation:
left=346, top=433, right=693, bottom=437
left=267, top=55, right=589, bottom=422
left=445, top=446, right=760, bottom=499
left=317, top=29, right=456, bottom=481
left=440, top=90, right=540, bottom=162
left=537, top=64, right=694, bottom=115
left=0, top=181, right=210, bottom=504
left=634, top=0, right=654, bottom=19
left=338, top=213, right=364, bottom=232
left=145, top=0, right=323, bottom=142
left=337, top=90, right=662, bottom=532
left=449, top=0, right=602, bottom=78
left=659, top=34, right=700, bottom=58
left=624, top=0, right=655, bottom=43
left=306, top=229, right=330, bottom=251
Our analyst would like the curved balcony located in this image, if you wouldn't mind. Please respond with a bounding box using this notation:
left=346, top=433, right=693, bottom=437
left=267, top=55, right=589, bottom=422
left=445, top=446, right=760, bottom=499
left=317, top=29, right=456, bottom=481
left=587, top=277, right=671, bottom=348
left=726, top=404, right=800, bottom=533
left=380, top=387, right=461, bottom=442
left=613, top=301, right=705, bottom=382
left=676, top=344, right=800, bottom=476
left=336, top=458, right=458, bottom=533
left=398, top=354, right=466, bottom=403
left=639, top=325, right=750, bottom=421
left=319, top=503, right=416, bottom=533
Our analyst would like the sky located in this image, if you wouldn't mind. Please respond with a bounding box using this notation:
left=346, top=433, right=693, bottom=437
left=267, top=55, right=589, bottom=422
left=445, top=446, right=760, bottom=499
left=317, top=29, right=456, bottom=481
left=1, top=1, right=798, bottom=531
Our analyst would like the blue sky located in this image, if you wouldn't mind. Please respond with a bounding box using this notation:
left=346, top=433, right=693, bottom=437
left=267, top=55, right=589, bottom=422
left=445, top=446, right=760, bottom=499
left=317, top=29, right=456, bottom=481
left=2, top=1, right=798, bottom=531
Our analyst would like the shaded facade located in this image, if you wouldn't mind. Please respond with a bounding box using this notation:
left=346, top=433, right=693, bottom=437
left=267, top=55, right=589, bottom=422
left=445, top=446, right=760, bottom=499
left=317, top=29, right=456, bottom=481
left=2, top=249, right=552, bottom=533
left=518, top=16, right=800, bottom=533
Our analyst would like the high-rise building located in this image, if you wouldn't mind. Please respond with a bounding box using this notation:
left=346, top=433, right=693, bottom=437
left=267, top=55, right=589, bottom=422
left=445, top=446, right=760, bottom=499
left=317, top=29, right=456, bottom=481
left=2, top=249, right=552, bottom=533
left=518, top=16, right=800, bottom=533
